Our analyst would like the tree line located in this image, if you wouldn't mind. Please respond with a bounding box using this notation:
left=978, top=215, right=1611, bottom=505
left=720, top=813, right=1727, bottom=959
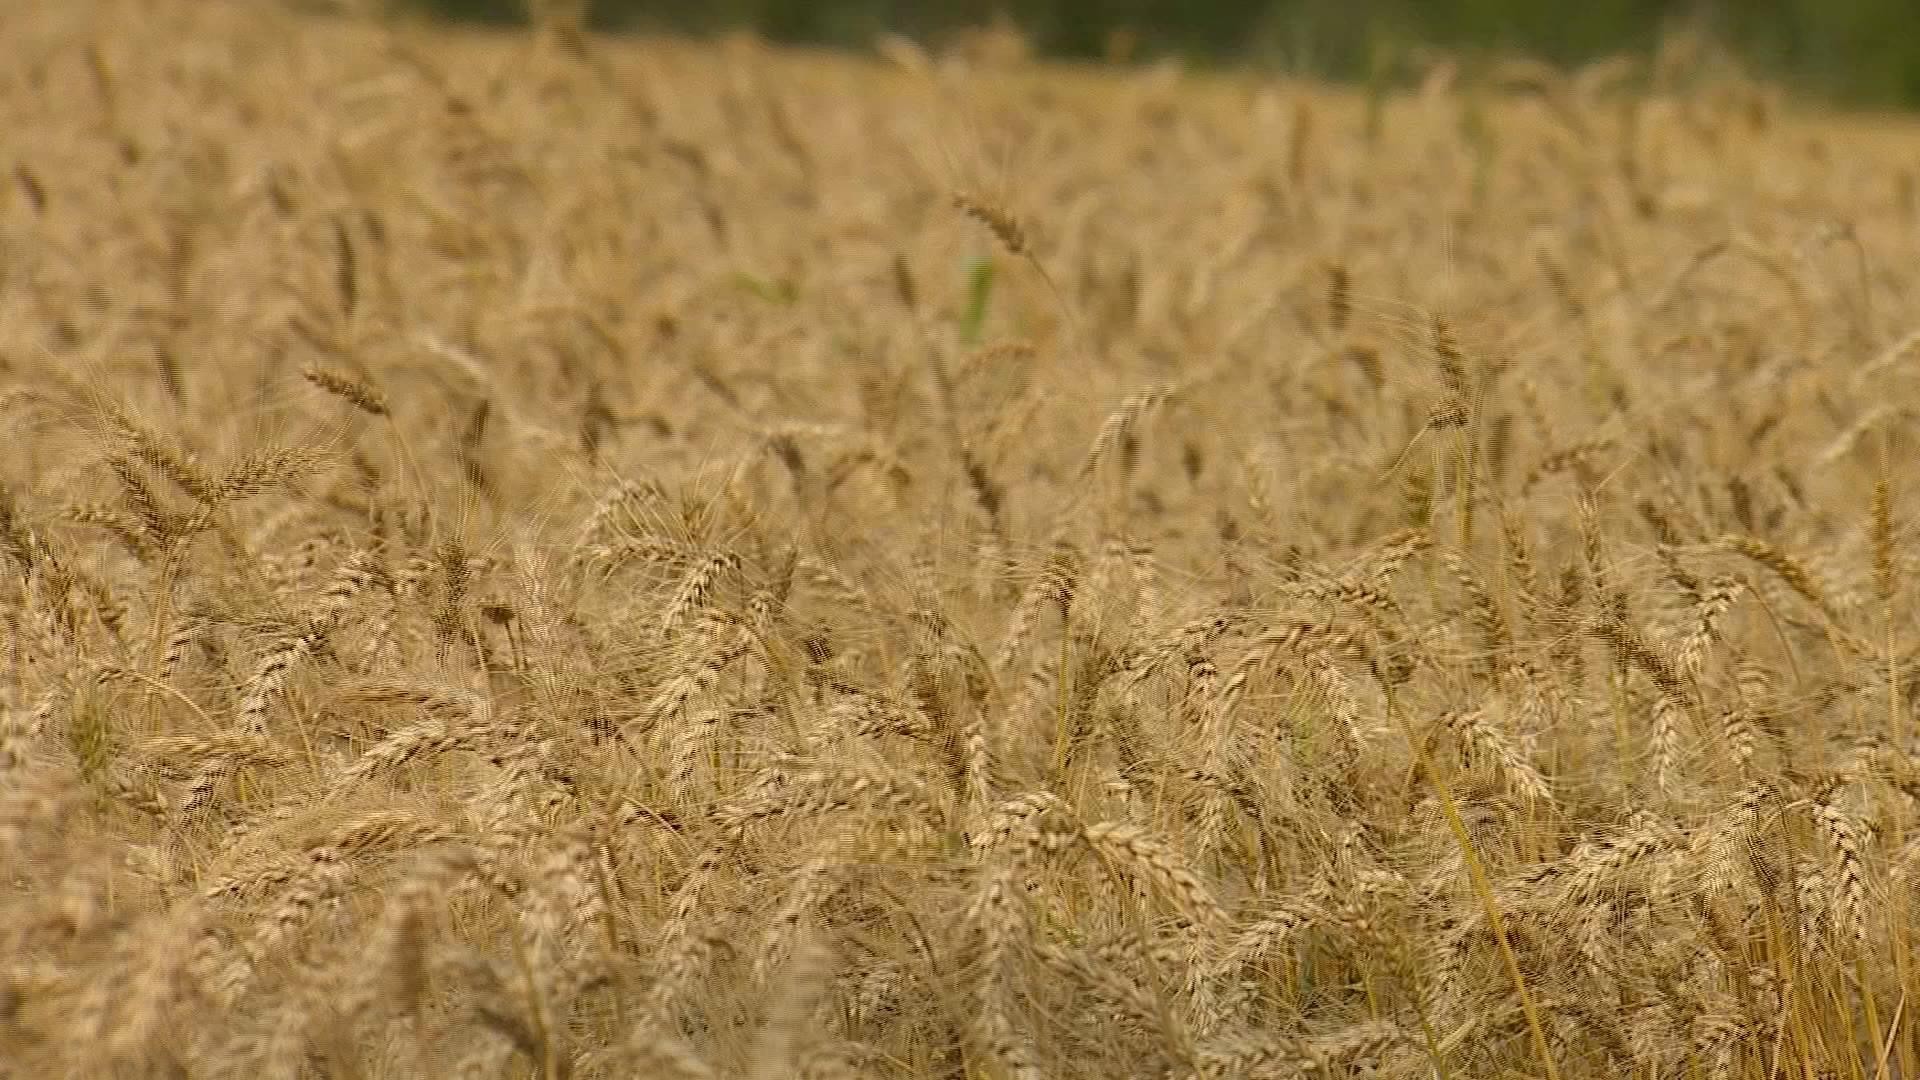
left=414, top=0, right=1920, bottom=108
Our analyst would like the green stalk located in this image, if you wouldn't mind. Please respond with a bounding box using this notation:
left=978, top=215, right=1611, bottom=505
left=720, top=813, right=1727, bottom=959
left=1390, top=689, right=1560, bottom=1080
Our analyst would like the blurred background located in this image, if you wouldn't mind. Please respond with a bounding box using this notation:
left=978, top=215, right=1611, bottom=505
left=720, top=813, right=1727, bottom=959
left=410, top=0, right=1920, bottom=108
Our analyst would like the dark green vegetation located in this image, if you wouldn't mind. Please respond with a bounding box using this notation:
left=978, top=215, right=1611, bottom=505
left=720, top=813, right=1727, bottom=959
left=420, top=0, right=1920, bottom=108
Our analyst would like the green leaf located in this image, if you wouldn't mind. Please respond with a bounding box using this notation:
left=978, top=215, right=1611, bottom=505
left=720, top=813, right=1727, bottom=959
left=961, top=255, right=996, bottom=345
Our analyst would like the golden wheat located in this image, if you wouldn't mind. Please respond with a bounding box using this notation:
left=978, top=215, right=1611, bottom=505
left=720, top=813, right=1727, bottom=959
left=9, top=2, right=1920, bottom=1078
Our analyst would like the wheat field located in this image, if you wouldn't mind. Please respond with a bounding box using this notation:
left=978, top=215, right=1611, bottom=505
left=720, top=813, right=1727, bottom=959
left=9, top=2, right=1920, bottom=1078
